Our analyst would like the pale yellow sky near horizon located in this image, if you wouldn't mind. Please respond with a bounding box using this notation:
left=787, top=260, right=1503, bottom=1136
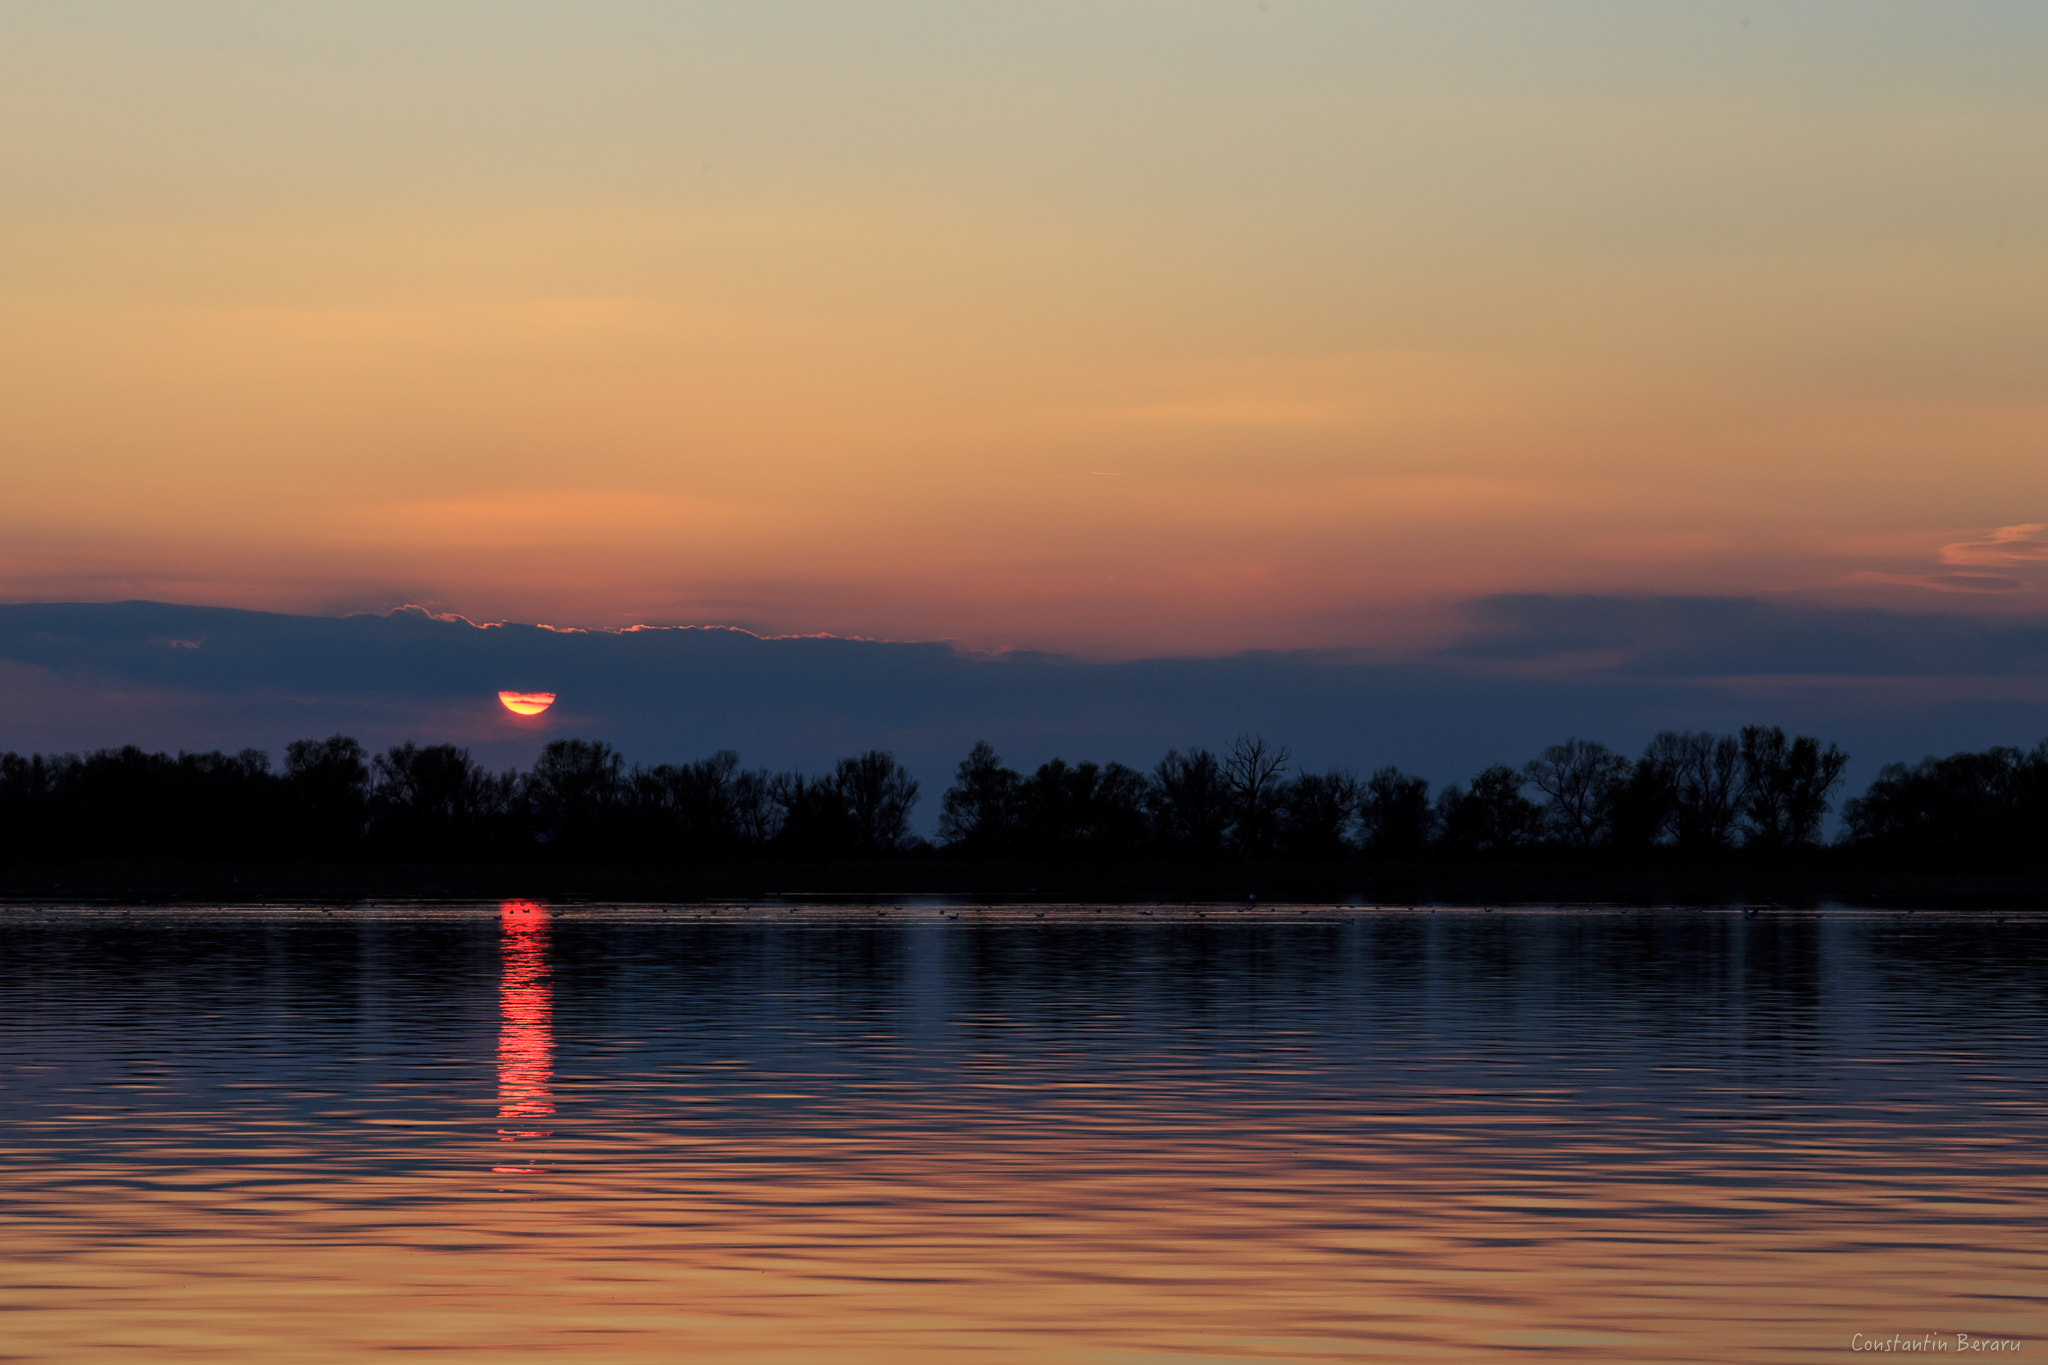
left=4, top=1, right=2046, bottom=654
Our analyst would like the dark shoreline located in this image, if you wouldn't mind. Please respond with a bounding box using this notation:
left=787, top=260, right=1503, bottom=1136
left=3, top=858, right=2044, bottom=908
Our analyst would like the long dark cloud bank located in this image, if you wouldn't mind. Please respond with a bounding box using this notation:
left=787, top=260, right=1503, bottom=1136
left=4, top=598, right=2047, bottom=832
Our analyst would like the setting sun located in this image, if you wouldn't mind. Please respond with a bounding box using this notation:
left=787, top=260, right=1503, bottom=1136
left=498, top=691, right=556, bottom=717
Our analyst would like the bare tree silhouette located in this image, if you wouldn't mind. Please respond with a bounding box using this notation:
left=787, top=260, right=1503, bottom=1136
left=528, top=739, right=624, bottom=851
left=1648, top=731, right=1744, bottom=854
left=1523, top=739, right=1629, bottom=851
left=1224, top=735, right=1292, bottom=855
left=835, top=750, right=920, bottom=854
left=1739, top=726, right=1848, bottom=850
left=371, top=742, right=515, bottom=854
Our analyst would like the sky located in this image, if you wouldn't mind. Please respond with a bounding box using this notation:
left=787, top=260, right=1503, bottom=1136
left=5, top=1, right=2047, bottom=657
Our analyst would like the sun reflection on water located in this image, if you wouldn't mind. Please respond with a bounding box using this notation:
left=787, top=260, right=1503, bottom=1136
left=495, top=899, right=552, bottom=1172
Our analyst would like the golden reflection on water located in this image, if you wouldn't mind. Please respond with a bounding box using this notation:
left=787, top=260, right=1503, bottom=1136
left=0, top=904, right=2042, bottom=1362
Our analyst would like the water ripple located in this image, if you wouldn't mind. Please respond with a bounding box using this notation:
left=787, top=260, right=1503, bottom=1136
left=0, top=902, right=2041, bottom=1361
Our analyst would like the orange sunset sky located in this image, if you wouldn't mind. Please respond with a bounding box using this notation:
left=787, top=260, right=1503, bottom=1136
left=4, top=2, right=2046, bottom=656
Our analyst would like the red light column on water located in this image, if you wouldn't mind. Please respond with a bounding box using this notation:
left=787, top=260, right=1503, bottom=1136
left=497, top=900, right=554, bottom=1162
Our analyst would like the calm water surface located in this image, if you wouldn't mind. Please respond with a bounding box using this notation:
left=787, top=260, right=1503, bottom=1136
left=0, top=901, right=2042, bottom=1362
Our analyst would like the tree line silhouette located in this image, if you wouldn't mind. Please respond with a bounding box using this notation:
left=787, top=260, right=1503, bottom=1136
left=0, top=727, right=2044, bottom=868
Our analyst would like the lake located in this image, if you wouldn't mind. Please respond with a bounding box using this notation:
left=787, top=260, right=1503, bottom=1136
left=1, top=900, right=2041, bottom=1362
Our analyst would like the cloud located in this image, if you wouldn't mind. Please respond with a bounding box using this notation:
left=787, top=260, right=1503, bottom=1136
left=1446, top=594, right=2048, bottom=677
left=3, top=598, right=2046, bottom=832
left=1939, top=525, right=2048, bottom=568
left=1843, top=526, right=2048, bottom=597
left=1850, top=570, right=2029, bottom=595
left=1929, top=573, right=2027, bottom=593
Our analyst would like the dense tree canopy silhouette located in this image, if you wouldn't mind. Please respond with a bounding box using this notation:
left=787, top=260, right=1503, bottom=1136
left=1842, top=744, right=2048, bottom=868
left=1150, top=749, right=1232, bottom=856
left=284, top=735, right=370, bottom=854
left=1019, top=757, right=1151, bottom=858
left=1280, top=770, right=1360, bottom=859
left=625, top=749, right=780, bottom=858
left=5, top=725, right=2047, bottom=870
left=371, top=743, right=517, bottom=856
left=1437, top=764, right=1545, bottom=857
left=1357, top=767, right=1432, bottom=860
left=938, top=741, right=1021, bottom=854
